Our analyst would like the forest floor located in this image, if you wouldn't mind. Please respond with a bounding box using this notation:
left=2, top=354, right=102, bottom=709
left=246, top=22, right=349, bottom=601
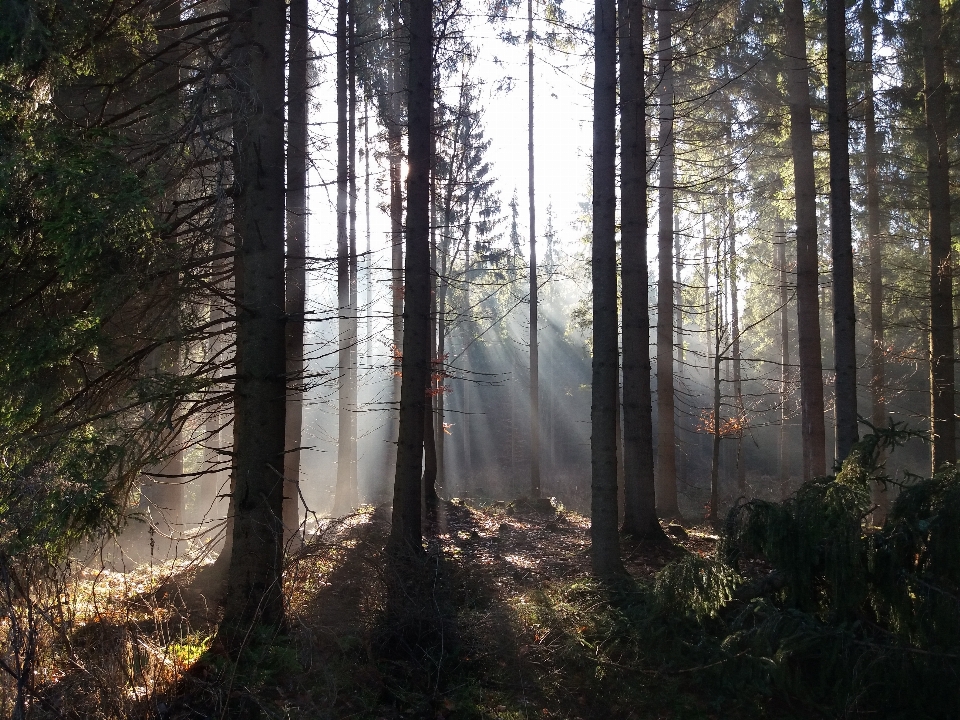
left=37, top=500, right=788, bottom=720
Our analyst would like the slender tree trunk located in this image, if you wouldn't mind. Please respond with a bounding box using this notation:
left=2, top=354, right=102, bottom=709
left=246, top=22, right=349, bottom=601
left=334, top=0, right=351, bottom=513
left=862, top=2, right=888, bottom=518
left=528, top=0, right=541, bottom=499
left=656, top=0, right=680, bottom=517
left=365, top=98, right=373, bottom=358
left=591, top=0, right=625, bottom=578
left=620, top=0, right=665, bottom=541
left=777, top=219, right=791, bottom=494
left=347, top=1, right=359, bottom=501
left=675, top=215, right=683, bottom=486
left=729, top=194, right=744, bottom=493
left=702, top=210, right=711, bottom=473
left=389, top=0, right=432, bottom=555
left=436, top=277, right=448, bottom=493
left=283, top=0, right=308, bottom=542
left=920, top=0, right=956, bottom=472
left=423, top=168, right=439, bottom=518
left=221, top=0, right=287, bottom=637
left=709, top=321, right=721, bottom=525
left=783, top=0, right=826, bottom=480
left=462, top=234, right=472, bottom=489
left=827, top=0, right=858, bottom=463
left=386, top=3, right=404, bottom=496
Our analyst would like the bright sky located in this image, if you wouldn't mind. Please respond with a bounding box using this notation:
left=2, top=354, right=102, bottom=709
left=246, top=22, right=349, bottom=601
left=306, top=0, right=596, bottom=270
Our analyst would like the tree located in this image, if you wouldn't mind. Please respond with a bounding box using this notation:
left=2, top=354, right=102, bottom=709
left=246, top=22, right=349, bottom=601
left=861, top=0, right=888, bottom=516
left=284, top=0, right=309, bottom=541
left=826, top=0, right=858, bottom=462
left=782, top=0, right=826, bottom=480
left=334, top=0, right=359, bottom=514
left=590, top=0, right=625, bottom=578
left=776, top=218, right=791, bottom=492
left=620, top=0, right=665, bottom=542
left=655, top=0, right=680, bottom=518
left=390, top=0, right=433, bottom=556
left=221, top=0, right=288, bottom=637
left=527, top=0, right=541, bottom=499
left=919, top=0, right=955, bottom=471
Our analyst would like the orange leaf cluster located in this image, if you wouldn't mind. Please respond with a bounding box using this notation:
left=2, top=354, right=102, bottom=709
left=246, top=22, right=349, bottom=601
left=695, top=409, right=748, bottom=438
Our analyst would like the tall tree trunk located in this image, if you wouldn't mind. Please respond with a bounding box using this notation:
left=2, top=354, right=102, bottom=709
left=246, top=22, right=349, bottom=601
left=390, top=0, right=432, bottom=555
left=347, top=1, right=359, bottom=500
left=333, top=0, right=355, bottom=515
left=462, top=235, right=473, bottom=489
left=423, top=168, right=439, bottom=519
left=655, top=0, right=680, bottom=517
left=591, top=0, right=625, bottom=578
left=284, top=0, right=308, bottom=541
left=620, top=0, right=665, bottom=541
left=675, top=215, right=683, bottom=487
left=729, top=194, right=744, bottom=493
left=365, top=98, right=373, bottom=358
left=920, top=0, right=956, bottom=472
left=386, top=3, right=404, bottom=496
left=702, top=210, right=711, bottom=475
left=783, top=0, right=826, bottom=480
left=221, top=0, right=287, bottom=638
left=528, top=0, right=541, bottom=499
left=708, top=247, right=722, bottom=524
left=777, top=219, right=791, bottom=494
left=827, top=0, right=858, bottom=463
left=862, top=1, right=888, bottom=518
left=436, top=276, right=448, bottom=494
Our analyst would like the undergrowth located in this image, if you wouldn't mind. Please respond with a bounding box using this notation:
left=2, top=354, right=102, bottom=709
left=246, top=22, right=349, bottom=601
left=5, top=429, right=958, bottom=718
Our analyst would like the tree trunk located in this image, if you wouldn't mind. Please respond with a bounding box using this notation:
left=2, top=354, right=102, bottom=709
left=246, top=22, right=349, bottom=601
left=528, top=0, right=541, bottom=499
left=284, top=0, right=308, bottom=542
left=729, top=194, right=744, bottom=493
left=386, top=3, right=404, bottom=497
left=436, top=276, right=448, bottom=494
left=389, top=0, right=432, bottom=556
left=675, top=215, right=683, bottom=487
left=347, top=0, right=359, bottom=501
left=423, top=169, right=439, bottom=519
left=365, top=98, right=373, bottom=358
left=655, top=0, right=680, bottom=517
left=920, top=0, right=956, bottom=472
left=221, top=0, right=287, bottom=638
left=462, top=234, right=473, bottom=490
left=783, top=0, right=826, bottom=480
left=334, top=0, right=358, bottom=514
left=709, top=320, right=721, bottom=525
left=590, top=0, right=625, bottom=578
left=620, top=0, right=665, bottom=541
left=862, top=2, right=888, bottom=518
left=777, top=219, right=791, bottom=495
left=826, top=0, right=858, bottom=463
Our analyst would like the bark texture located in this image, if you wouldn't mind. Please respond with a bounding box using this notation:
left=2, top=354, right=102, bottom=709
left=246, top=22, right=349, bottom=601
left=528, top=0, right=541, bottom=499
left=655, top=0, right=680, bottom=517
left=390, top=0, right=432, bottom=555
left=590, top=0, right=625, bottom=578
left=620, top=0, right=664, bottom=541
left=920, top=0, right=956, bottom=471
left=284, top=0, right=308, bottom=540
left=783, top=0, right=826, bottom=480
left=222, top=0, right=288, bottom=636
left=826, top=0, right=858, bottom=462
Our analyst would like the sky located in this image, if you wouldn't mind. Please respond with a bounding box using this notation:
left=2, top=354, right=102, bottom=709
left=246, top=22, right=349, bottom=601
left=305, top=0, right=597, bottom=271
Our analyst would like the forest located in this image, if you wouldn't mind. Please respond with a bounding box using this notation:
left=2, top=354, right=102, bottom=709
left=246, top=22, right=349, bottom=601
left=1, top=0, right=960, bottom=717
